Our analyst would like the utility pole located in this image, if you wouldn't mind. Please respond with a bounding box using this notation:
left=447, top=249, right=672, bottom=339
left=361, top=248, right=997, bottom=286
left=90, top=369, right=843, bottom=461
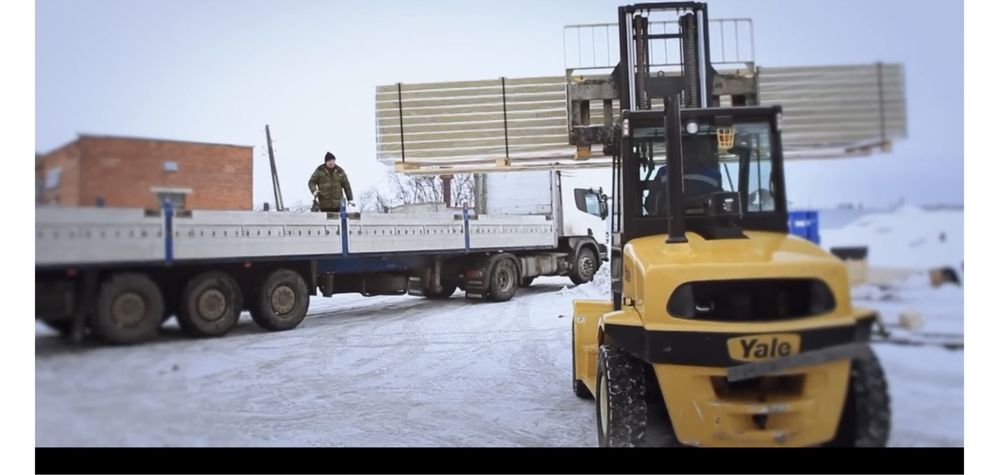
left=265, top=125, right=285, bottom=211
left=441, top=175, right=453, bottom=208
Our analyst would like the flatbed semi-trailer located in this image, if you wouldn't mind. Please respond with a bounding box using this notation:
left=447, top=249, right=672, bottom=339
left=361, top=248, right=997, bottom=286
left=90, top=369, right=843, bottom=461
left=35, top=170, right=608, bottom=344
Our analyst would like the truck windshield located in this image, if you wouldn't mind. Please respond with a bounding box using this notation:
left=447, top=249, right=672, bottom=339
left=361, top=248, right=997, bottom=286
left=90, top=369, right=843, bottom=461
left=631, top=121, right=775, bottom=217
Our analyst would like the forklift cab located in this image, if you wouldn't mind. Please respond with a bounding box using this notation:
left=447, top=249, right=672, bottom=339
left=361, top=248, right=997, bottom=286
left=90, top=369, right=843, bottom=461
left=615, top=105, right=788, bottom=236
left=609, top=102, right=790, bottom=307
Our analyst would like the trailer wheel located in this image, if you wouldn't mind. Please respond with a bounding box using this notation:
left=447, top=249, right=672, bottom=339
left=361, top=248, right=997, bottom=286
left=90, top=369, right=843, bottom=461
left=521, top=276, right=536, bottom=287
left=250, top=269, right=310, bottom=331
left=487, top=258, right=518, bottom=302
left=827, top=348, right=891, bottom=447
left=92, top=273, right=164, bottom=345
left=569, top=247, right=598, bottom=285
left=178, top=271, right=243, bottom=337
left=595, top=344, right=648, bottom=447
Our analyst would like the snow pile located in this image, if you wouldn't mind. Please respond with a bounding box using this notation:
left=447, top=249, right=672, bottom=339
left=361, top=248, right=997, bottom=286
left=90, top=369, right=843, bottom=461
left=556, top=265, right=612, bottom=299
left=821, top=206, right=963, bottom=271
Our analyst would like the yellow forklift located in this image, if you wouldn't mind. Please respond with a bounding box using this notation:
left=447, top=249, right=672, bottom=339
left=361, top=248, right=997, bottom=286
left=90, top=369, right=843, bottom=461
left=570, top=2, right=890, bottom=447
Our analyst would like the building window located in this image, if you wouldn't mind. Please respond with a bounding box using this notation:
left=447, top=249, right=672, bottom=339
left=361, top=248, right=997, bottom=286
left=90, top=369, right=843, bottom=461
left=157, top=192, right=186, bottom=209
left=151, top=187, right=192, bottom=209
left=45, top=167, right=62, bottom=189
left=163, top=161, right=179, bottom=172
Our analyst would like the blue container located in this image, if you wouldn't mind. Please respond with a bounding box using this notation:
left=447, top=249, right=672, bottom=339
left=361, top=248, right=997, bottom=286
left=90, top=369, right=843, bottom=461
left=788, top=210, right=820, bottom=245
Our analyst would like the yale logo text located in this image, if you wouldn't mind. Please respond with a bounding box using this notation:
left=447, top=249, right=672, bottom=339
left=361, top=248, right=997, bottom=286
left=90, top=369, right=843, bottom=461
left=727, top=334, right=802, bottom=362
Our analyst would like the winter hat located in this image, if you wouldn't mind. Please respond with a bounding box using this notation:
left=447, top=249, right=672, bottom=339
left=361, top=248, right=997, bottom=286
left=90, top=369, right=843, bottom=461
left=324, top=152, right=336, bottom=163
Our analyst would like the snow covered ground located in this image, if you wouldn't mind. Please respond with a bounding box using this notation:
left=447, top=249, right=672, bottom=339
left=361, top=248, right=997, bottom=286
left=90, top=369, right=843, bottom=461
left=36, top=280, right=597, bottom=447
left=35, top=208, right=964, bottom=447
left=821, top=206, right=964, bottom=272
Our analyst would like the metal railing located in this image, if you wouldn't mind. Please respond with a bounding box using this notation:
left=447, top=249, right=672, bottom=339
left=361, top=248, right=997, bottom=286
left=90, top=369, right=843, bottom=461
left=563, top=18, right=755, bottom=72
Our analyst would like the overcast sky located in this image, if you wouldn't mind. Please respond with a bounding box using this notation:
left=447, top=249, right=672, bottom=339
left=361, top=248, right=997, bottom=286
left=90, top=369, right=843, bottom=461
left=35, top=0, right=963, bottom=209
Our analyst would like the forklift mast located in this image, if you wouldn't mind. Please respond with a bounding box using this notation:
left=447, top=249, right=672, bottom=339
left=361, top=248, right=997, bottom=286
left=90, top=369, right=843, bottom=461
left=603, top=3, right=788, bottom=309
left=616, top=2, right=714, bottom=111
left=568, top=2, right=758, bottom=152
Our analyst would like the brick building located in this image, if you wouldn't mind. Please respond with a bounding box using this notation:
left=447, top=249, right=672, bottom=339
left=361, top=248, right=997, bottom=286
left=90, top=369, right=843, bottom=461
left=36, top=135, right=253, bottom=210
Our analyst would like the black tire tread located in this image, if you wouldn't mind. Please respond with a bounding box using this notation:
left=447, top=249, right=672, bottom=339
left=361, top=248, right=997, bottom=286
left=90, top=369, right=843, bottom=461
left=569, top=247, right=598, bottom=285
left=91, top=273, right=163, bottom=345
left=250, top=269, right=310, bottom=332
left=596, top=344, right=647, bottom=447
left=829, top=348, right=891, bottom=447
left=177, top=272, right=243, bottom=338
left=486, top=258, right=518, bottom=302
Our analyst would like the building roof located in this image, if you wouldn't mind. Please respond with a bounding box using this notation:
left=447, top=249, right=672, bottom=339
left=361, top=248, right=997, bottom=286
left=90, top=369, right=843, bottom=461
left=39, top=133, right=253, bottom=156
left=77, top=134, right=253, bottom=149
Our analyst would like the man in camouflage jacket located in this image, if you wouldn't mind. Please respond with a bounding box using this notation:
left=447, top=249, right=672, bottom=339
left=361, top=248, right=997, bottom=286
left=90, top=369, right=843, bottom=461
left=308, top=152, right=353, bottom=212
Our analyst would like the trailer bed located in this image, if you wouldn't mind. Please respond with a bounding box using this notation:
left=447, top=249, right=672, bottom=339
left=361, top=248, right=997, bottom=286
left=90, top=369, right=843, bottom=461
left=35, top=207, right=556, bottom=268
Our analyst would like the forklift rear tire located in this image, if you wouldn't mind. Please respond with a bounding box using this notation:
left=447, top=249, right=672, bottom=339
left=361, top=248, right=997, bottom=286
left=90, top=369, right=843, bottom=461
left=640, top=366, right=684, bottom=447
left=178, top=271, right=243, bottom=337
left=828, top=348, right=891, bottom=447
left=250, top=269, right=310, bottom=332
left=595, top=344, right=648, bottom=447
left=487, top=258, right=518, bottom=302
left=92, top=273, right=164, bottom=345
left=569, top=247, right=598, bottom=285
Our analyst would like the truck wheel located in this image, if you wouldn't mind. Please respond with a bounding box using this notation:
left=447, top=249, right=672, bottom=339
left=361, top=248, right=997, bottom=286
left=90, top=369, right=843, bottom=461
left=595, top=344, right=648, bottom=447
left=92, top=273, right=164, bottom=344
left=487, top=258, right=518, bottom=302
left=521, top=276, right=536, bottom=287
left=828, top=349, right=891, bottom=447
left=569, top=247, right=598, bottom=285
left=571, top=320, right=593, bottom=399
left=250, top=269, right=310, bottom=331
left=178, top=271, right=243, bottom=337
left=423, top=280, right=457, bottom=300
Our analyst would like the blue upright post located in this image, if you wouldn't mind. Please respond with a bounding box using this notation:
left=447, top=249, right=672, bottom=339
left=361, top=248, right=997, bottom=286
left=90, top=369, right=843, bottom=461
left=163, top=199, right=174, bottom=264
left=339, top=201, right=349, bottom=256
